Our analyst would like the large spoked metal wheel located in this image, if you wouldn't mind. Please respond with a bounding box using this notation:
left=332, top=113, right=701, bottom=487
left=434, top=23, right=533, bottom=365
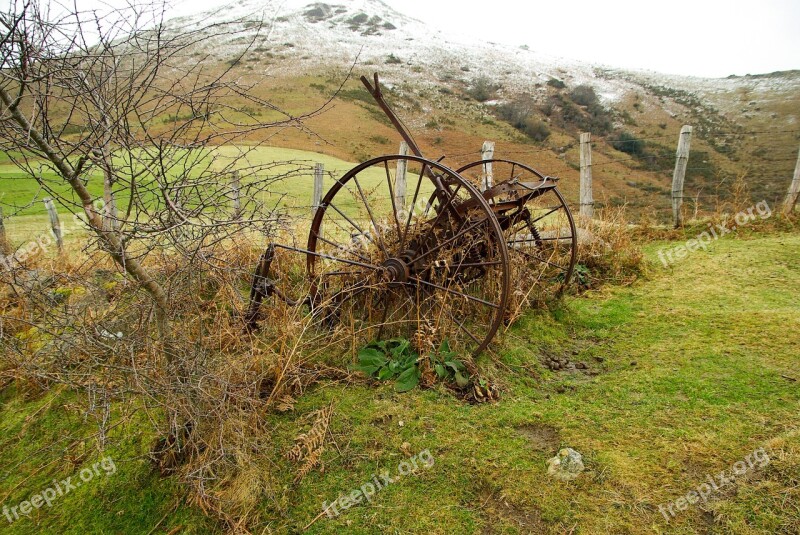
left=306, top=155, right=510, bottom=358
left=456, top=159, right=577, bottom=313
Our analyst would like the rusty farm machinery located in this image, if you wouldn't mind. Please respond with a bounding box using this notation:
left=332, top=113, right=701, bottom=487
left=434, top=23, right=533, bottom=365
left=245, top=73, right=577, bottom=358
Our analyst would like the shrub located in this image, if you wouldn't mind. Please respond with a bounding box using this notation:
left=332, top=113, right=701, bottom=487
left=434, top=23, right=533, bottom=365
left=496, top=96, right=550, bottom=141
left=467, top=76, right=500, bottom=102
left=496, top=96, right=535, bottom=129
left=546, top=78, right=566, bottom=89
left=385, top=53, right=402, bottom=64
left=612, top=131, right=646, bottom=156
left=522, top=119, right=550, bottom=141
left=569, top=85, right=598, bottom=107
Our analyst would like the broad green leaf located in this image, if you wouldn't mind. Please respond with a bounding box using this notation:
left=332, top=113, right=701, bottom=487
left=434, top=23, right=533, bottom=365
left=389, top=339, right=410, bottom=359
left=454, top=371, right=469, bottom=388
left=377, top=366, right=394, bottom=380
left=355, top=348, right=388, bottom=376
left=445, top=360, right=466, bottom=373
left=395, top=366, right=420, bottom=392
left=434, top=363, right=447, bottom=379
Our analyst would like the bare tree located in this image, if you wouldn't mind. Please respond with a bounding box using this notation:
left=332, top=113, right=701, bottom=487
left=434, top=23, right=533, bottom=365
left=0, top=0, right=323, bottom=339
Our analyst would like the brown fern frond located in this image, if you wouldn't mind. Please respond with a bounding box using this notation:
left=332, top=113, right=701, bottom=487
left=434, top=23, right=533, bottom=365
left=286, top=404, right=333, bottom=483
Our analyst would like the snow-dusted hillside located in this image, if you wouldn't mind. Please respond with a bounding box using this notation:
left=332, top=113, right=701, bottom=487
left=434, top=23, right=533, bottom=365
left=168, top=0, right=799, bottom=115
left=168, top=0, right=645, bottom=101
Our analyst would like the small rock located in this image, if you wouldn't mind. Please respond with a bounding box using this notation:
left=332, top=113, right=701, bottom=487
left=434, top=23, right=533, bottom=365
left=575, top=362, right=588, bottom=370
left=398, top=420, right=404, bottom=427
left=630, top=361, right=637, bottom=366
left=547, top=448, right=585, bottom=481
left=593, top=356, right=605, bottom=363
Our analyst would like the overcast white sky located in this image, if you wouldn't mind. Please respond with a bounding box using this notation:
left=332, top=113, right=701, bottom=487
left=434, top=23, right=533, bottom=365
left=161, top=0, right=800, bottom=77
left=376, top=0, right=800, bottom=78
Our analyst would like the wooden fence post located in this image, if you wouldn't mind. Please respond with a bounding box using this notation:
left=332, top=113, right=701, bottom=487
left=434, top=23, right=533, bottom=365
left=312, top=163, right=324, bottom=239
left=480, top=141, right=495, bottom=191
left=783, top=145, right=800, bottom=214
left=230, top=170, right=241, bottom=220
left=579, top=132, right=593, bottom=219
left=44, top=197, right=63, bottom=252
left=672, top=125, right=693, bottom=227
left=395, top=141, right=408, bottom=212
left=0, top=206, right=9, bottom=255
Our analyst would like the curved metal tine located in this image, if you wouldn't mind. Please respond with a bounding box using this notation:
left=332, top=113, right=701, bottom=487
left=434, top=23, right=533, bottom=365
left=312, top=280, right=371, bottom=319
left=413, top=182, right=463, bottom=250
left=407, top=276, right=499, bottom=309
left=411, top=215, right=490, bottom=265
left=515, top=248, right=569, bottom=273
left=426, top=242, right=494, bottom=338
left=375, top=287, right=415, bottom=340
left=274, top=243, right=381, bottom=271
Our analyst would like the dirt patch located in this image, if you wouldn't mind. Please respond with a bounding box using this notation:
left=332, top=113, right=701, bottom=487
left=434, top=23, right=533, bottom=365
left=477, top=489, right=547, bottom=534
left=515, top=424, right=560, bottom=452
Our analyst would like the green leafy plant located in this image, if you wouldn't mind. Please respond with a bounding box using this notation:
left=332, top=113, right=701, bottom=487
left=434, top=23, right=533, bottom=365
left=353, top=338, right=420, bottom=392
left=353, top=339, right=471, bottom=392
left=555, top=263, right=590, bottom=288
left=430, top=340, right=470, bottom=388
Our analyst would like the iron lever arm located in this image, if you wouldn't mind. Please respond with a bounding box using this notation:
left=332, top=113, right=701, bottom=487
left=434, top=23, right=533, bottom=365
left=360, top=73, right=425, bottom=159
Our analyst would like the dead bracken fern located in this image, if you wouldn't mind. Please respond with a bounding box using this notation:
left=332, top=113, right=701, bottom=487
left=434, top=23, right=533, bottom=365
left=286, top=404, right=333, bottom=483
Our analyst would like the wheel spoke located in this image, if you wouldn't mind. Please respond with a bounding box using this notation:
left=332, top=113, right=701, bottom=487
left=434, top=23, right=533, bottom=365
left=530, top=205, right=563, bottom=224
left=401, top=162, right=428, bottom=249
left=352, top=173, right=390, bottom=258
left=408, top=277, right=500, bottom=309
left=326, top=202, right=376, bottom=246
left=384, top=160, right=403, bottom=238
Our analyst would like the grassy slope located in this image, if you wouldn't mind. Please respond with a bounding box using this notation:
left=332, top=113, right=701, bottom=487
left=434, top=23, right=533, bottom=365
left=1, top=232, right=798, bottom=534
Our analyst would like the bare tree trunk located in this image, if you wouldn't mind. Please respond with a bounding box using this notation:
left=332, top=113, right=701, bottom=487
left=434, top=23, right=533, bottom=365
left=0, top=86, right=171, bottom=340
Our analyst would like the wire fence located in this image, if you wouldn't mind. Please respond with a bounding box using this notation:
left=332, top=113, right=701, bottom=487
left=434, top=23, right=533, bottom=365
left=1, top=127, right=798, bottom=249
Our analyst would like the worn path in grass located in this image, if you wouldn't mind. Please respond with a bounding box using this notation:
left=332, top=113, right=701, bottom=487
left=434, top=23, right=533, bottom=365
left=1, top=232, right=798, bottom=534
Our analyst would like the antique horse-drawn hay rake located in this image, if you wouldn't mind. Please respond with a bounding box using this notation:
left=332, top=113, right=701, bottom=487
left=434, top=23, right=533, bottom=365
left=245, top=74, right=577, bottom=358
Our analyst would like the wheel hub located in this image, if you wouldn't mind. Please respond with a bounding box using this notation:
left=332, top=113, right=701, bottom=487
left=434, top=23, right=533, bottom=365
left=382, top=257, right=410, bottom=285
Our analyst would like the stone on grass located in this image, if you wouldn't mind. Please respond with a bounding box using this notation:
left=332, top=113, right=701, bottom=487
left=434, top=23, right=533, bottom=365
left=546, top=448, right=584, bottom=481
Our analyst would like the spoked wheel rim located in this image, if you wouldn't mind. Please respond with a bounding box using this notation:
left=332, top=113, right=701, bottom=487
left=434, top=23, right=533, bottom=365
left=306, top=155, right=510, bottom=358
left=456, top=159, right=577, bottom=309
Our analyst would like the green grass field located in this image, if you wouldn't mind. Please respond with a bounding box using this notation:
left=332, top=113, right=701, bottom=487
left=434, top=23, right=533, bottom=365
left=1, top=231, right=798, bottom=533
left=0, top=145, right=429, bottom=246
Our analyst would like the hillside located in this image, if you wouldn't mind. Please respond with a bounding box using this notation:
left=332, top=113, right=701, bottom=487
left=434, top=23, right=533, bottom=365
left=160, top=0, right=800, bottom=220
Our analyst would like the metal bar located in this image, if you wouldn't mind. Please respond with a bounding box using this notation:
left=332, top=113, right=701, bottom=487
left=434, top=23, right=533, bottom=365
left=361, top=74, right=424, bottom=158
left=273, top=243, right=382, bottom=271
